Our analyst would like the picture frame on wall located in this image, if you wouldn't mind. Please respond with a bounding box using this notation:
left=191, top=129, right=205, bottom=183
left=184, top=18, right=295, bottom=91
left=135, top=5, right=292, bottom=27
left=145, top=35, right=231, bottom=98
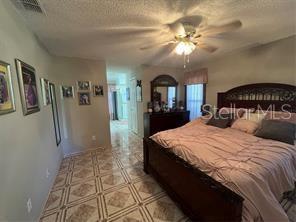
left=61, top=85, right=74, bottom=98
left=78, top=92, right=91, bottom=105
left=93, top=85, right=103, bottom=96
left=40, top=78, right=51, bottom=106
left=136, top=80, right=142, bottom=102
left=49, top=83, right=61, bottom=146
left=0, top=60, right=15, bottom=115
left=77, top=80, right=91, bottom=91
left=15, top=59, right=40, bottom=115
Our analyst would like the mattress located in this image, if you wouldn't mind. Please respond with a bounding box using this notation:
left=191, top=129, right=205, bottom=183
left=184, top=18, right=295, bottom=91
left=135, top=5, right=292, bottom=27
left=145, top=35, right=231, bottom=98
left=151, top=118, right=296, bottom=222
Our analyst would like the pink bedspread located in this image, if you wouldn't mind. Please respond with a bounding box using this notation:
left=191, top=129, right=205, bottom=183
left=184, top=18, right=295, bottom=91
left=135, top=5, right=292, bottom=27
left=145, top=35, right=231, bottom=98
left=151, top=118, right=296, bottom=222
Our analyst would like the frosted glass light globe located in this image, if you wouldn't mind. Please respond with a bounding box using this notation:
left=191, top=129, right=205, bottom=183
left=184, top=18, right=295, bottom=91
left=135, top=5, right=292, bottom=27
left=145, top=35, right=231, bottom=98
left=175, top=41, right=196, bottom=55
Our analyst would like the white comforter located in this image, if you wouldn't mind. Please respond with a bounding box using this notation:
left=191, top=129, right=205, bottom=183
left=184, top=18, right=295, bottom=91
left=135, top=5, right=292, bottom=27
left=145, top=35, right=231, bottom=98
left=151, top=118, right=296, bottom=222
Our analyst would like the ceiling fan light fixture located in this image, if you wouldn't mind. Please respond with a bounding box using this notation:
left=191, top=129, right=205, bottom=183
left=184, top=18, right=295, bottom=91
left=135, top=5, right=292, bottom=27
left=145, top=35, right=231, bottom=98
left=185, top=41, right=196, bottom=55
left=175, top=41, right=196, bottom=55
left=175, top=42, right=185, bottom=55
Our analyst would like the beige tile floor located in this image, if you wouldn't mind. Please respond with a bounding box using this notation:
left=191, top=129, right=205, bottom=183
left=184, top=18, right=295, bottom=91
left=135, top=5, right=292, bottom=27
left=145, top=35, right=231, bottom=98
left=41, top=120, right=295, bottom=222
left=40, top=121, right=189, bottom=222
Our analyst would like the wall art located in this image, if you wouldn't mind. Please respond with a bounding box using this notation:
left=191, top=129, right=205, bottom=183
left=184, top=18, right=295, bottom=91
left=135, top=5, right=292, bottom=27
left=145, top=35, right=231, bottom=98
left=49, top=83, right=61, bottom=146
left=136, top=80, right=142, bottom=102
left=61, top=85, right=74, bottom=98
left=0, top=60, right=15, bottom=115
left=78, top=92, right=91, bottom=105
left=15, top=59, right=40, bottom=115
left=93, top=85, right=103, bottom=96
left=77, top=80, right=91, bottom=91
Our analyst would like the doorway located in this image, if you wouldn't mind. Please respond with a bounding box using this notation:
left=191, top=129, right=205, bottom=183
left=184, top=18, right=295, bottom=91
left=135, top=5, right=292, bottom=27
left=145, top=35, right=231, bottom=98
left=129, top=78, right=138, bottom=134
left=107, top=72, right=129, bottom=138
left=108, top=84, right=128, bottom=121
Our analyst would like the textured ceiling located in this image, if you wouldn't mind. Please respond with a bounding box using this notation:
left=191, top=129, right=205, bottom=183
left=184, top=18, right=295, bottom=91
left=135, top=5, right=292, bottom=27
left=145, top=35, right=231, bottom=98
left=12, top=0, right=296, bottom=71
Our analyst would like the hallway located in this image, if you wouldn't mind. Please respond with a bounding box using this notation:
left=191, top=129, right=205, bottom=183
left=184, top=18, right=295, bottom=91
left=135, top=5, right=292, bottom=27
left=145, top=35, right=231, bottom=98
left=40, top=121, right=188, bottom=221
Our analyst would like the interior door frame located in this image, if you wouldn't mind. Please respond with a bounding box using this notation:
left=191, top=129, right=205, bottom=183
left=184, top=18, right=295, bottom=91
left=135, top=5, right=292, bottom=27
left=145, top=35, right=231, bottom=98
left=130, top=77, right=138, bottom=134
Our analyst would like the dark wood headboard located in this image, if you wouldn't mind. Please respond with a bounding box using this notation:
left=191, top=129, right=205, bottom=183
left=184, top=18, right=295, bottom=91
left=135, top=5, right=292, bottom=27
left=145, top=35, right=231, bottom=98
left=217, top=83, right=296, bottom=112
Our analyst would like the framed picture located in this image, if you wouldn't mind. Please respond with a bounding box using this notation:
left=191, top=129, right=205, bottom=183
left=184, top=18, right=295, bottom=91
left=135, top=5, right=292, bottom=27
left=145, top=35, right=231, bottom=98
left=40, top=78, right=51, bottom=106
left=49, top=83, right=61, bottom=146
left=15, top=59, right=40, bottom=115
left=136, top=80, right=142, bottom=102
left=93, top=85, right=103, bottom=96
left=77, top=81, right=91, bottom=91
left=0, top=60, right=15, bottom=115
left=78, top=92, right=91, bottom=105
left=61, top=85, right=74, bottom=98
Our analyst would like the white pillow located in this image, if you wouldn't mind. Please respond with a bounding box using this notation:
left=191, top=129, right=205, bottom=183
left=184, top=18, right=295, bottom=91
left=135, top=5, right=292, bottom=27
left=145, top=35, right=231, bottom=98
left=231, top=119, right=259, bottom=134
left=241, top=112, right=266, bottom=124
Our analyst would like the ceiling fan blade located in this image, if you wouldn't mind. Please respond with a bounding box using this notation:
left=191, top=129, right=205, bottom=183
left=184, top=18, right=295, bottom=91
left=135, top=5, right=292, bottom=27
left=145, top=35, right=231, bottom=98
left=149, top=43, right=177, bottom=65
left=101, top=29, right=162, bottom=37
left=197, top=42, right=218, bottom=53
left=93, top=26, right=167, bottom=39
left=94, top=26, right=161, bottom=31
left=93, top=27, right=169, bottom=45
left=199, top=20, right=242, bottom=37
left=140, top=40, right=176, bottom=50
left=168, top=22, right=186, bottom=37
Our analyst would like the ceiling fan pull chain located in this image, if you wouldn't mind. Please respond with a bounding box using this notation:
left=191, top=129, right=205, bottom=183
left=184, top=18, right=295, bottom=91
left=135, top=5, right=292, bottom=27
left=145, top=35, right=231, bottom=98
left=183, top=54, right=186, bottom=68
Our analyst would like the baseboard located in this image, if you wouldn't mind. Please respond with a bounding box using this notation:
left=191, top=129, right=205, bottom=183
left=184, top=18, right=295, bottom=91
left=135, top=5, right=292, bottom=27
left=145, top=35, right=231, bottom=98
left=63, top=147, right=104, bottom=158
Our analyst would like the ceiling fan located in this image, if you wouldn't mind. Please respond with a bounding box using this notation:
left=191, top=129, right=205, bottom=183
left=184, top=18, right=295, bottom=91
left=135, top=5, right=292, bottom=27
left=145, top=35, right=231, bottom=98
left=140, top=19, right=242, bottom=61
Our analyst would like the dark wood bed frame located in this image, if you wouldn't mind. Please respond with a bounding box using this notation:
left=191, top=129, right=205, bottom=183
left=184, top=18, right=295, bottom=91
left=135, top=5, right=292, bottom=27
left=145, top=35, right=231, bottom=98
left=143, top=83, right=296, bottom=221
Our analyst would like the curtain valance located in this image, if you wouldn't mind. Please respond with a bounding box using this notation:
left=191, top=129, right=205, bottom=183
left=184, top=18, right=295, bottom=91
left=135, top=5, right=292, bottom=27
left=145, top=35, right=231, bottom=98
left=184, top=68, right=208, bottom=85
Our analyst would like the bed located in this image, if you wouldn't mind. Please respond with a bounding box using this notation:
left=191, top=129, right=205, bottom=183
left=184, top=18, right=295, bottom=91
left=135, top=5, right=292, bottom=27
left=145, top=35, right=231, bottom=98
left=143, top=83, right=296, bottom=222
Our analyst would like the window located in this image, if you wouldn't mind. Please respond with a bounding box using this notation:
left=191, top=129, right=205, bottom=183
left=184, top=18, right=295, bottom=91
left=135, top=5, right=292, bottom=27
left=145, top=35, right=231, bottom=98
left=167, top=86, right=176, bottom=108
left=186, top=84, right=205, bottom=120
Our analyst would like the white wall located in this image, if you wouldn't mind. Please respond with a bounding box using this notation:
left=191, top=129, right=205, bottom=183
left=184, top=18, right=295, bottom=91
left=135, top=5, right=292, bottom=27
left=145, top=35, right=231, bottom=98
left=51, top=57, right=111, bottom=156
left=194, top=35, right=296, bottom=106
left=0, top=1, right=63, bottom=221
left=0, top=1, right=111, bottom=220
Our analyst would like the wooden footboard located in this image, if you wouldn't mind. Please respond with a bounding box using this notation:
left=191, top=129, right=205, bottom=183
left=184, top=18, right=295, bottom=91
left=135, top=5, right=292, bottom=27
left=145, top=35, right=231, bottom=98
left=143, top=137, right=244, bottom=222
